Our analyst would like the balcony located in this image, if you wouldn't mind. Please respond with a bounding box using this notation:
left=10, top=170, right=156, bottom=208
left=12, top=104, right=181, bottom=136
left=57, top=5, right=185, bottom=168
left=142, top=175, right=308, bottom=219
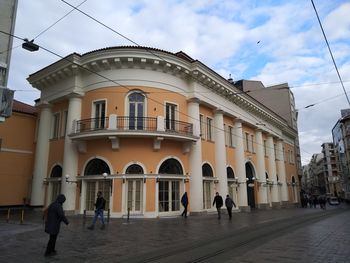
left=69, top=115, right=198, bottom=151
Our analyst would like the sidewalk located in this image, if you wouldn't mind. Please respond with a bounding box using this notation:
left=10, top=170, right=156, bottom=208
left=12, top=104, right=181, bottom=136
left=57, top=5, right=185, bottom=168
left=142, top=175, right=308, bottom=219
left=0, top=204, right=349, bottom=262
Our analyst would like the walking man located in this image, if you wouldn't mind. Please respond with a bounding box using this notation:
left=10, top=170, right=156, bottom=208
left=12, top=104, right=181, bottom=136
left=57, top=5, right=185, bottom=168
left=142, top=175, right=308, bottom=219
left=44, top=194, right=69, bottom=257
left=88, top=191, right=106, bottom=230
left=181, top=192, right=188, bottom=218
left=213, top=192, right=223, bottom=219
left=225, top=194, right=236, bottom=219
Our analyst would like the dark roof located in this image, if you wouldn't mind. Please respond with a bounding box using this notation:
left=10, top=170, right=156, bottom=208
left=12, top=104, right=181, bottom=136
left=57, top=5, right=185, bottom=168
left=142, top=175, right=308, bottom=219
left=12, top=100, right=37, bottom=115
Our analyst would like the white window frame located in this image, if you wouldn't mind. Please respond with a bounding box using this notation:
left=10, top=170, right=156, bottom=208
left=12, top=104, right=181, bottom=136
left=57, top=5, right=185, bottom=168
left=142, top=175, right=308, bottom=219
left=51, top=112, right=60, bottom=139
left=207, top=117, right=213, bottom=141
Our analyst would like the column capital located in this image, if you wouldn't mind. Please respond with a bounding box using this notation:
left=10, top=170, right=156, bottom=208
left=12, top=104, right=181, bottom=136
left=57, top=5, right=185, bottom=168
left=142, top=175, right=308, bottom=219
left=276, top=137, right=284, bottom=142
left=214, top=108, right=224, bottom=115
left=187, top=97, right=201, bottom=104
left=35, top=100, right=52, bottom=109
left=67, top=91, right=84, bottom=99
left=234, top=118, right=243, bottom=124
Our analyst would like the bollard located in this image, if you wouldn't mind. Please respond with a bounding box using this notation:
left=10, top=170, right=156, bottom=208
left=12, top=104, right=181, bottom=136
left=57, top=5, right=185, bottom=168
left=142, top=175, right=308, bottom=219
left=127, top=207, right=130, bottom=221
left=6, top=208, right=10, bottom=223
left=107, top=209, right=110, bottom=223
left=20, top=209, right=24, bottom=224
left=83, top=209, right=86, bottom=224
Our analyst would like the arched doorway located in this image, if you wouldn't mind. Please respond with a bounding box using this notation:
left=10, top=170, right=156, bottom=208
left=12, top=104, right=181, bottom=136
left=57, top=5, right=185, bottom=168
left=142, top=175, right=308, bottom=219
left=84, top=158, right=111, bottom=211
left=245, top=162, right=255, bottom=208
left=158, top=158, right=184, bottom=213
left=50, top=165, right=62, bottom=202
left=227, top=167, right=238, bottom=206
left=125, top=164, right=144, bottom=213
left=202, top=163, right=214, bottom=209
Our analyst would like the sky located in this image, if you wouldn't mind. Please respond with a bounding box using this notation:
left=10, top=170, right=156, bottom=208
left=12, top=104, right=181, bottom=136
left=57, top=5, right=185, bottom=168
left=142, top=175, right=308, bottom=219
left=4, top=0, right=350, bottom=165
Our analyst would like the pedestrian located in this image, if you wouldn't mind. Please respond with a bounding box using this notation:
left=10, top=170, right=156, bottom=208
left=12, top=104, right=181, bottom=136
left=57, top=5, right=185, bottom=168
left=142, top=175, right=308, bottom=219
left=225, top=194, right=236, bottom=219
left=44, top=194, right=69, bottom=257
left=88, top=191, right=106, bottom=230
left=181, top=192, right=188, bottom=218
left=213, top=192, right=223, bottom=219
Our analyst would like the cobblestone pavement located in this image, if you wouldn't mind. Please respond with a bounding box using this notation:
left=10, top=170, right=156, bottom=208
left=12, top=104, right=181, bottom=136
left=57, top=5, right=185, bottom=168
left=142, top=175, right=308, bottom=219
left=0, top=204, right=349, bottom=263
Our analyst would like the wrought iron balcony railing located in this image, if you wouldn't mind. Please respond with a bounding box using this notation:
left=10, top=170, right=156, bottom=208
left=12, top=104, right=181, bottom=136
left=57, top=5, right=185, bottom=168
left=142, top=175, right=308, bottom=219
left=73, top=116, right=194, bottom=137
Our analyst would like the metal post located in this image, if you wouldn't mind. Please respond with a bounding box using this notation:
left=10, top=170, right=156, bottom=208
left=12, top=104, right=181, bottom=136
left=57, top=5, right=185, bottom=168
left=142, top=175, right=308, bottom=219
left=127, top=207, right=130, bottom=221
left=83, top=209, right=86, bottom=224
left=6, top=208, right=10, bottom=223
left=107, top=209, right=110, bottom=223
left=20, top=209, right=24, bottom=224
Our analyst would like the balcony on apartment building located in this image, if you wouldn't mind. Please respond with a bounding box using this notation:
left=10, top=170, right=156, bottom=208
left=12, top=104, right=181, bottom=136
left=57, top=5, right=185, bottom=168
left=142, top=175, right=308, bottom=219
left=69, top=115, right=198, bottom=146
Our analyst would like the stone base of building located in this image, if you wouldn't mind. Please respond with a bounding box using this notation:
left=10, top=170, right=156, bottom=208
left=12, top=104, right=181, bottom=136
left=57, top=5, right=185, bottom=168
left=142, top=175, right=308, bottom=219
left=271, top=202, right=281, bottom=208
left=189, top=211, right=209, bottom=216
left=280, top=201, right=293, bottom=208
left=257, top=203, right=270, bottom=210
left=64, top=210, right=76, bottom=216
left=239, top=206, right=251, bottom=212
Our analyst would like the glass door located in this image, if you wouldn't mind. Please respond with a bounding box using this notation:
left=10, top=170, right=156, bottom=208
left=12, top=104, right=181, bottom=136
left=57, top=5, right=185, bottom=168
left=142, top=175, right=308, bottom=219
left=127, top=180, right=142, bottom=213
left=166, top=103, right=176, bottom=131
left=203, top=181, right=212, bottom=209
left=159, top=180, right=180, bottom=212
left=94, top=101, right=106, bottom=129
left=129, top=93, right=144, bottom=130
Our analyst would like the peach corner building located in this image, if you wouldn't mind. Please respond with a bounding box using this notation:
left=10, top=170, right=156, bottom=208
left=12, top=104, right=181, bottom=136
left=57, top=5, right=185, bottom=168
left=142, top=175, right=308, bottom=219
left=4, top=46, right=301, bottom=217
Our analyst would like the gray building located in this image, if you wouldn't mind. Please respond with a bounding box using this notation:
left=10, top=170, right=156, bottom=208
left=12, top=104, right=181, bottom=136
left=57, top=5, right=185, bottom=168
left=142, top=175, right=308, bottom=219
left=321, top=142, right=340, bottom=197
left=332, top=110, right=350, bottom=200
left=0, top=0, right=18, bottom=87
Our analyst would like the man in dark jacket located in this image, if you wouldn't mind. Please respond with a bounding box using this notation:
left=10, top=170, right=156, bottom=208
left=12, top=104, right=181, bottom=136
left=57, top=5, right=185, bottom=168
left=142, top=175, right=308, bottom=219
left=88, top=191, right=106, bottom=230
left=213, top=192, right=223, bottom=219
left=181, top=192, right=188, bottom=218
left=225, top=194, right=236, bottom=219
left=45, top=194, right=69, bottom=257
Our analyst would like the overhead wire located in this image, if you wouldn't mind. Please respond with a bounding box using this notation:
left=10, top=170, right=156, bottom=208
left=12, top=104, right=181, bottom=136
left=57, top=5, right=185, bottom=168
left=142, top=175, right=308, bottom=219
left=0, top=0, right=87, bottom=56
left=2, top=0, right=306, bottom=161
left=311, top=0, right=350, bottom=106
left=58, top=0, right=297, bottom=146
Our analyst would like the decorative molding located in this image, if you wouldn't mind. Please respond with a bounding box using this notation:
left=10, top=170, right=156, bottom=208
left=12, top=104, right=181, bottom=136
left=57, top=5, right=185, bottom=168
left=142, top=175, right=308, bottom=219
left=0, top=148, right=33, bottom=154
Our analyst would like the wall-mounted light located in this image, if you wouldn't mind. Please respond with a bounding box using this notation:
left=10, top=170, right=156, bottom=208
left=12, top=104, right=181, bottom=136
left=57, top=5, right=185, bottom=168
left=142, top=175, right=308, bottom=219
left=65, top=174, right=78, bottom=184
left=214, top=179, right=219, bottom=184
left=156, top=175, right=160, bottom=182
left=102, top=172, right=108, bottom=179
left=122, top=175, right=126, bottom=183
left=143, top=175, right=147, bottom=183
left=184, top=176, right=190, bottom=183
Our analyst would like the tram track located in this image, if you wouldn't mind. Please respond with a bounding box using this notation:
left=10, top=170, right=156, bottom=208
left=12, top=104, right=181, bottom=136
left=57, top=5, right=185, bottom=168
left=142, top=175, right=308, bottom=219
left=120, top=208, right=347, bottom=263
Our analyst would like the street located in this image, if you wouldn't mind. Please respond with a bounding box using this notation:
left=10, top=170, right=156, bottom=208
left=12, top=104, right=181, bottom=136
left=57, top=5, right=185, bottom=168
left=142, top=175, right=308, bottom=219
left=0, top=205, right=349, bottom=263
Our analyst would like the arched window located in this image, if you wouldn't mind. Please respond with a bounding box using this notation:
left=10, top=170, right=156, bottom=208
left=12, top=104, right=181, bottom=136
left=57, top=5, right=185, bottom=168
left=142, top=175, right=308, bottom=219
left=128, top=92, right=145, bottom=130
left=50, top=165, right=62, bottom=178
left=202, top=163, right=213, bottom=177
left=226, top=167, right=235, bottom=179
left=126, top=164, right=144, bottom=174
left=84, top=158, right=110, bottom=176
left=159, top=158, right=183, bottom=174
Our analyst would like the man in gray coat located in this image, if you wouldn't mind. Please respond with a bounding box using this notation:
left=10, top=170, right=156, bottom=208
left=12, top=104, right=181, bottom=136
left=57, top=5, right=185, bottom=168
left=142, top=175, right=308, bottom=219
left=44, top=194, right=69, bottom=257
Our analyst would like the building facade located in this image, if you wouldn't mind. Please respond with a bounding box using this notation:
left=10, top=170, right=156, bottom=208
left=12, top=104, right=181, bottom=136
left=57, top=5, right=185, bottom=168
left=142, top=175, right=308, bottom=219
left=321, top=142, right=341, bottom=197
left=0, top=0, right=18, bottom=87
left=234, top=80, right=303, bottom=185
left=332, top=110, right=350, bottom=200
left=0, top=100, right=36, bottom=206
left=26, top=47, right=299, bottom=217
